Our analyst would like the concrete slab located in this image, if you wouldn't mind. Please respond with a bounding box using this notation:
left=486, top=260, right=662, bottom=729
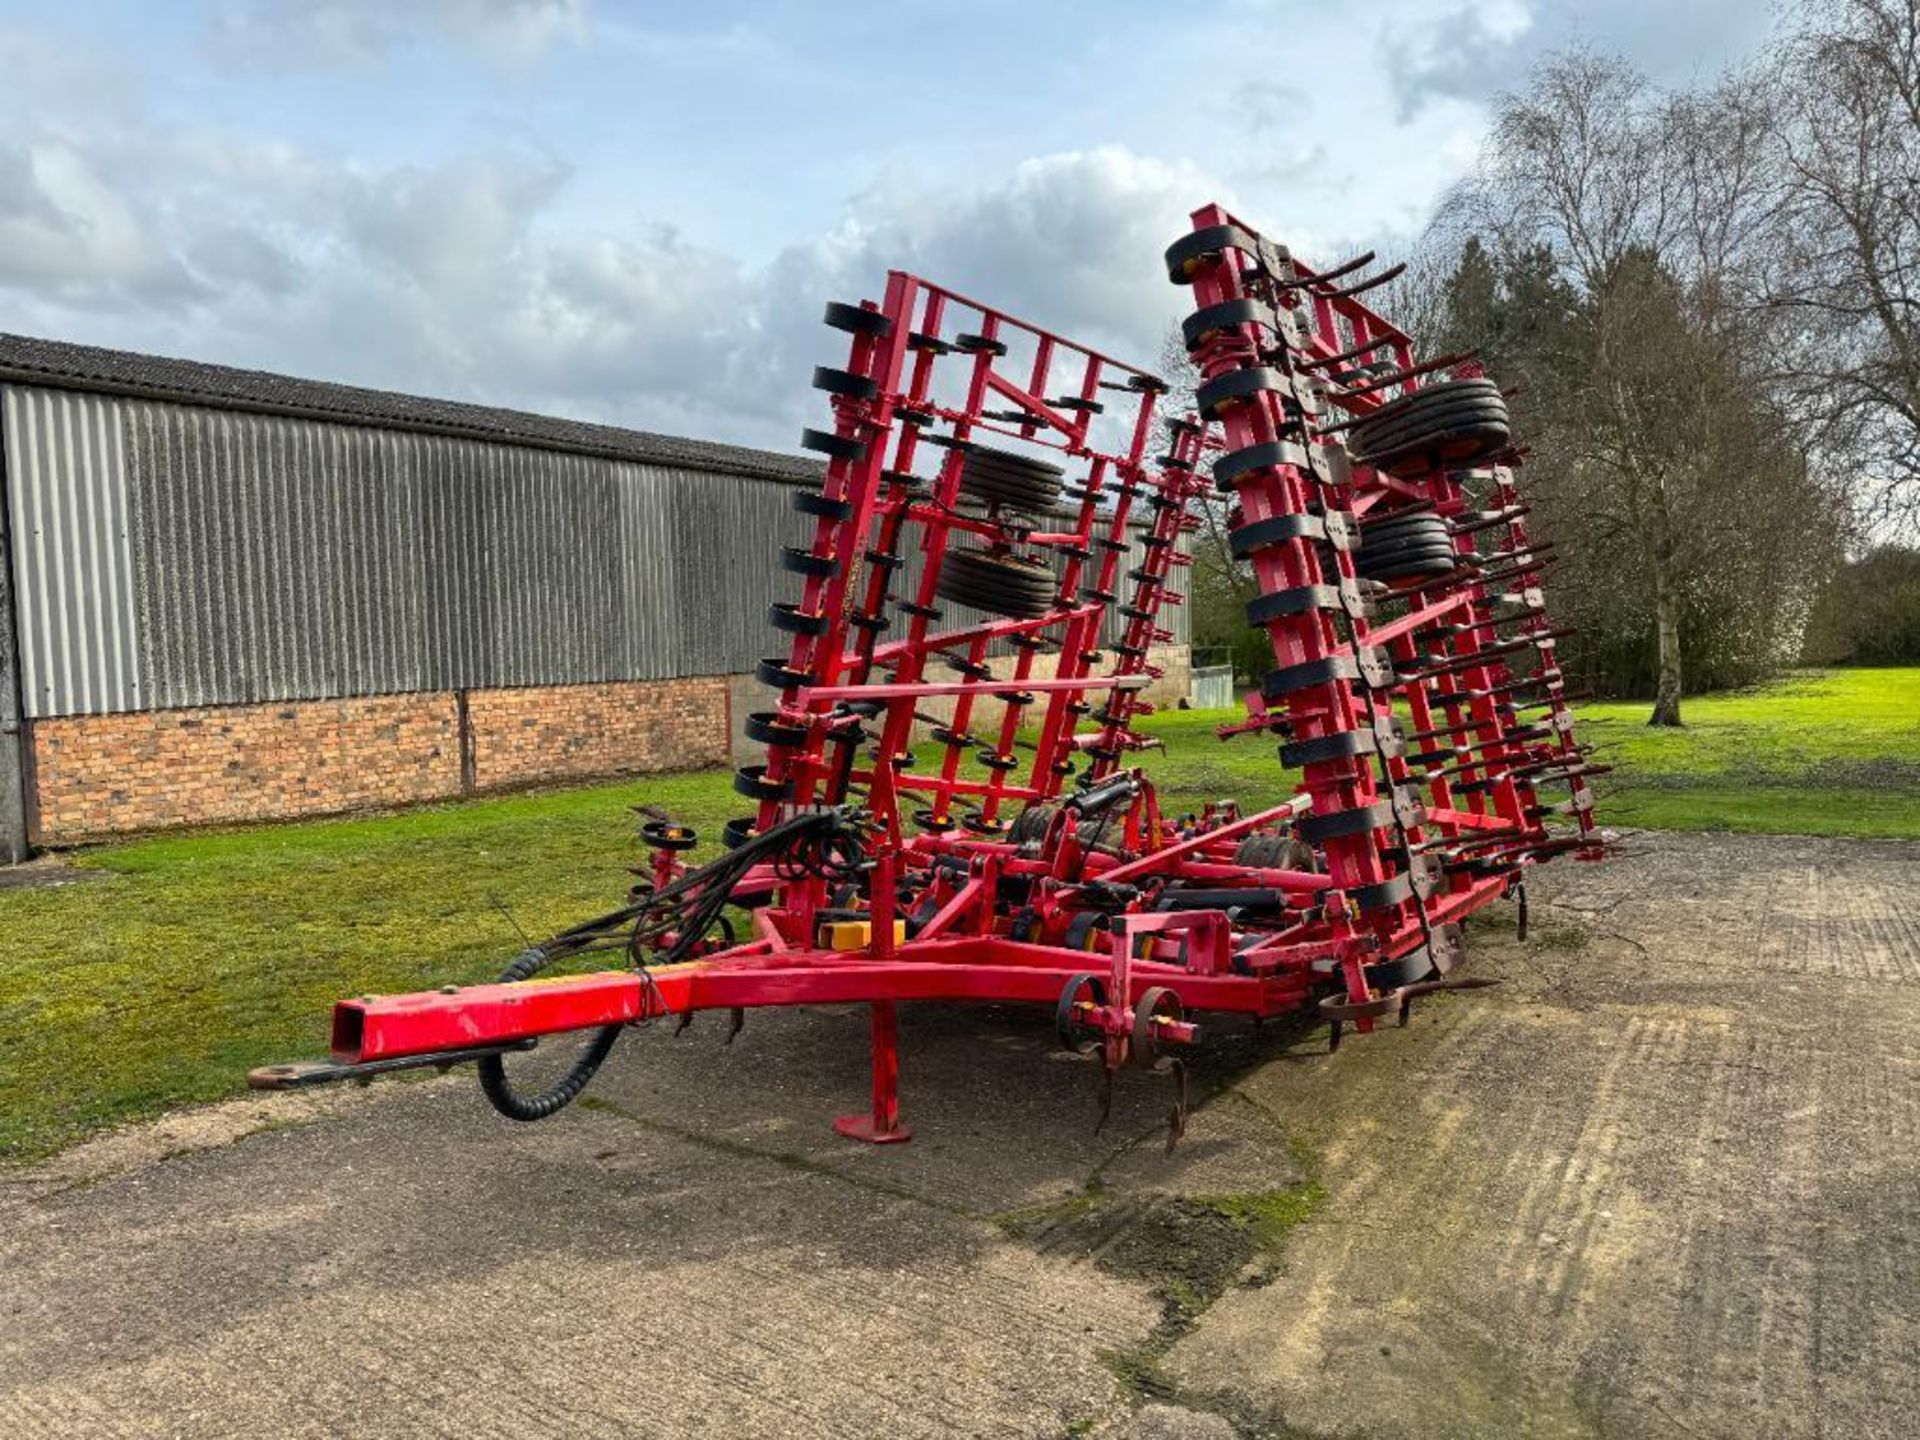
left=1165, top=832, right=1920, bottom=1438
left=2, top=831, right=1915, bottom=1438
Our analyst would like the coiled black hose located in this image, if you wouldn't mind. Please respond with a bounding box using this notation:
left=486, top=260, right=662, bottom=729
left=477, top=809, right=867, bottom=1122
left=476, top=946, right=627, bottom=1121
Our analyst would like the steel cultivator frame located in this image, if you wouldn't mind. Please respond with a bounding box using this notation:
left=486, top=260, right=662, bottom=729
left=253, top=206, right=1610, bottom=1146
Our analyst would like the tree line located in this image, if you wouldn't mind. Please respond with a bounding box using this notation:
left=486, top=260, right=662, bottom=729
left=1187, top=0, right=1920, bottom=722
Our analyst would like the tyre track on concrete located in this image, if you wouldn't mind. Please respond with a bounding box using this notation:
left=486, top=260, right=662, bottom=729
left=1168, top=832, right=1920, bottom=1439
left=4, top=832, right=1915, bottom=1438
left=0, top=1083, right=1160, bottom=1438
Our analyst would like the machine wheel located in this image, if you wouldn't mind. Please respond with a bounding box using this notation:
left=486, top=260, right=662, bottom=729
left=1233, top=833, right=1286, bottom=867
left=1357, top=507, right=1447, bottom=542
left=1349, top=510, right=1457, bottom=583
left=1365, top=552, right=1460, bottom=584
left=1056, top=972, right=1108, bottom=1053
left=1349, top=379, right=1510, bottom=477
left=1009, top=802, right=1059, bottom=848
left=1131, top=987, right=1186, bottom=1069
left=957, top=445, right=1067, bottom=513
left=934, top=548, right=1058, bottom=618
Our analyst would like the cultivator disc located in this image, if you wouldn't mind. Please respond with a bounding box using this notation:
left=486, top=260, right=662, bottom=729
left=253, top=208, right=1609, bottom=1148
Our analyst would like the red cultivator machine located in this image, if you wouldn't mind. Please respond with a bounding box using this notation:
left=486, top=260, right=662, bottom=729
left=252, top=206, right=1609, bottom=1145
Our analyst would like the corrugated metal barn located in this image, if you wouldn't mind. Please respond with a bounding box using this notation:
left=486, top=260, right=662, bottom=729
left=0, top=334, right=1189, bottom=855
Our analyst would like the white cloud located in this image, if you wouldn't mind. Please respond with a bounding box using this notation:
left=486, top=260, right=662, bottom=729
left=0, top=139, right=210, bottom=305
left=1, top=0, right=1777, bottom=459
left=204, top=0, right=587, bottom=69
left=1380, top=0, right=1536, bottom=120
left=0, top=56, right=1235, bottom=453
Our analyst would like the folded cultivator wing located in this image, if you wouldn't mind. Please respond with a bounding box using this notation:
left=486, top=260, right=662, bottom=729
left=253, top=206, right=1608, bottom=1146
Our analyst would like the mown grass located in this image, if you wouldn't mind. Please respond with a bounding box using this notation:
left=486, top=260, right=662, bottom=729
left=1574, top=667, right=1920, bottom=837
left=1135, top=667, right=1920, bottom=839
left=0, top=772, right=744, bottom=1162
left=1, top=667, right=1913, bottom=1162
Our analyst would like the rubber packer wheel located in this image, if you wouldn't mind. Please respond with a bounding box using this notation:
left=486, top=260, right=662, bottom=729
left=1357, top=509, right=1447, bottom=542
left=1234, top=830, right=1318, bottom=872
left=1350, top=378, right=1500, bottom=435
left=1356, top=543, right=1459, bottom=574
left=1359, top=416, right=1510, bottom=467
left=1360, top=399, right=1510, bottom=447
left=1352, top=512, right=1453, bottom=581
left=1356, top=530, right=1454, bottom=564
left=1357, top=516, right=1448, bottom=545
left=1009, top=803, right=1058, bottom=847
left=959, top=445, right=1067, bottom=513
left=1358, top=422, right=1510, bottom=478
left=1234, top=833, right=1286, bottom=867
left=1352, top=388, right=1505, bottom=449
left=1367, top=552, right=1461, bottom=583
left=1350, top=381, right=1510, bottom=476
left=934, top=548, right=1058, bottom=619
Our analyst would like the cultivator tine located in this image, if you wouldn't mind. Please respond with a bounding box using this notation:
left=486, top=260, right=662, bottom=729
left=1319, top=260, right=1407, bottom=300
left=1282, top=249, right=1376, bottom=288
left=724, top=1007, right=746, bottom=1045
left=1165, top=1059, right=1189, bottom=1154
left=1300, top=334, right=1394, bottom=372
left=1475, top=555, right=1561, bottom=588
left=1451, top=505, right=1530, bottom=535
left=1342, top=351, right=1476, bottom=397
left=1094, top=1063, right=1114, bottom=1134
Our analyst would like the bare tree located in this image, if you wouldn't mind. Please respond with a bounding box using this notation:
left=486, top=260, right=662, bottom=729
left=1767, top=0, right=1920, bottom=528
left=1437, top=51, right=1806, bottom=725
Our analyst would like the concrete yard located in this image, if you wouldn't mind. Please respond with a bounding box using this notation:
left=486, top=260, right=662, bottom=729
left=3, top=830, right=1916, bottom=1438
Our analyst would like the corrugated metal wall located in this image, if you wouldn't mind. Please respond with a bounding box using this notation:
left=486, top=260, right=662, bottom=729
left=2, top=383, right=1187, bottom=718
left=3, top=387, right=140, bottom=717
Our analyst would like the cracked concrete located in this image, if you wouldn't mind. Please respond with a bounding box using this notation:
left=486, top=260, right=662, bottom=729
left=3, top=830, right=1916, bottom=1437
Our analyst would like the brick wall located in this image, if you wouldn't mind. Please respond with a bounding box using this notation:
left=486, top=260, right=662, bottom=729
left=29, top=677, right=733, bottom=843
left=468, top=677, right=729, bottom=791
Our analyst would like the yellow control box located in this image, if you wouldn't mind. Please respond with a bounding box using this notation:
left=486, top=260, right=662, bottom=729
left=819, top=919, right=908, bottom=951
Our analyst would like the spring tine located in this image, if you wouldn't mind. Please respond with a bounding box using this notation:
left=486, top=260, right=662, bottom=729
left=1165, top=1060, right=1189, bottom=1154
left=1320, top=261, right=1407, bottom=300
left=1474, top=555, right=1561, bottom=588
left=1310, top=413, right=1368, bottom=438
left=1512, top=689, right=1591, bottom=710
left=1300, top=334, right=1395, bottom=372
left=1341, top=351, right=1476, bottom=398
left=1449, top=505, right=1530, bottom=535
left=1279, top=250, right=1376, bottom=289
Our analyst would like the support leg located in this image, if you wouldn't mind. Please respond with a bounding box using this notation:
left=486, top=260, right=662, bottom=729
left=834, top=1001, right=913, bottom=1143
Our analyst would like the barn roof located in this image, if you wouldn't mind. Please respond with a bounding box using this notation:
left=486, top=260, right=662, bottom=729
left=0, top=332, right=824, bottom=485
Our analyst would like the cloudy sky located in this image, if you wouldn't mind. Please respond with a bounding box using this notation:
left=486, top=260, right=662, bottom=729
left=0, top=0, right=1772, bottom=451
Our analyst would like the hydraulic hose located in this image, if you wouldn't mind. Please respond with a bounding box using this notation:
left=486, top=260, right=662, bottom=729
left=476, top=946, right=625, bottom=1122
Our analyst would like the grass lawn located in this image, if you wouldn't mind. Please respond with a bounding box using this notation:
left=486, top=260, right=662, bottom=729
left=1142, top=667, right=1920, bottom=839
left=2, top=667, right=1914, bottom=1163
left=1574, top=667, right=1920, bottom=838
